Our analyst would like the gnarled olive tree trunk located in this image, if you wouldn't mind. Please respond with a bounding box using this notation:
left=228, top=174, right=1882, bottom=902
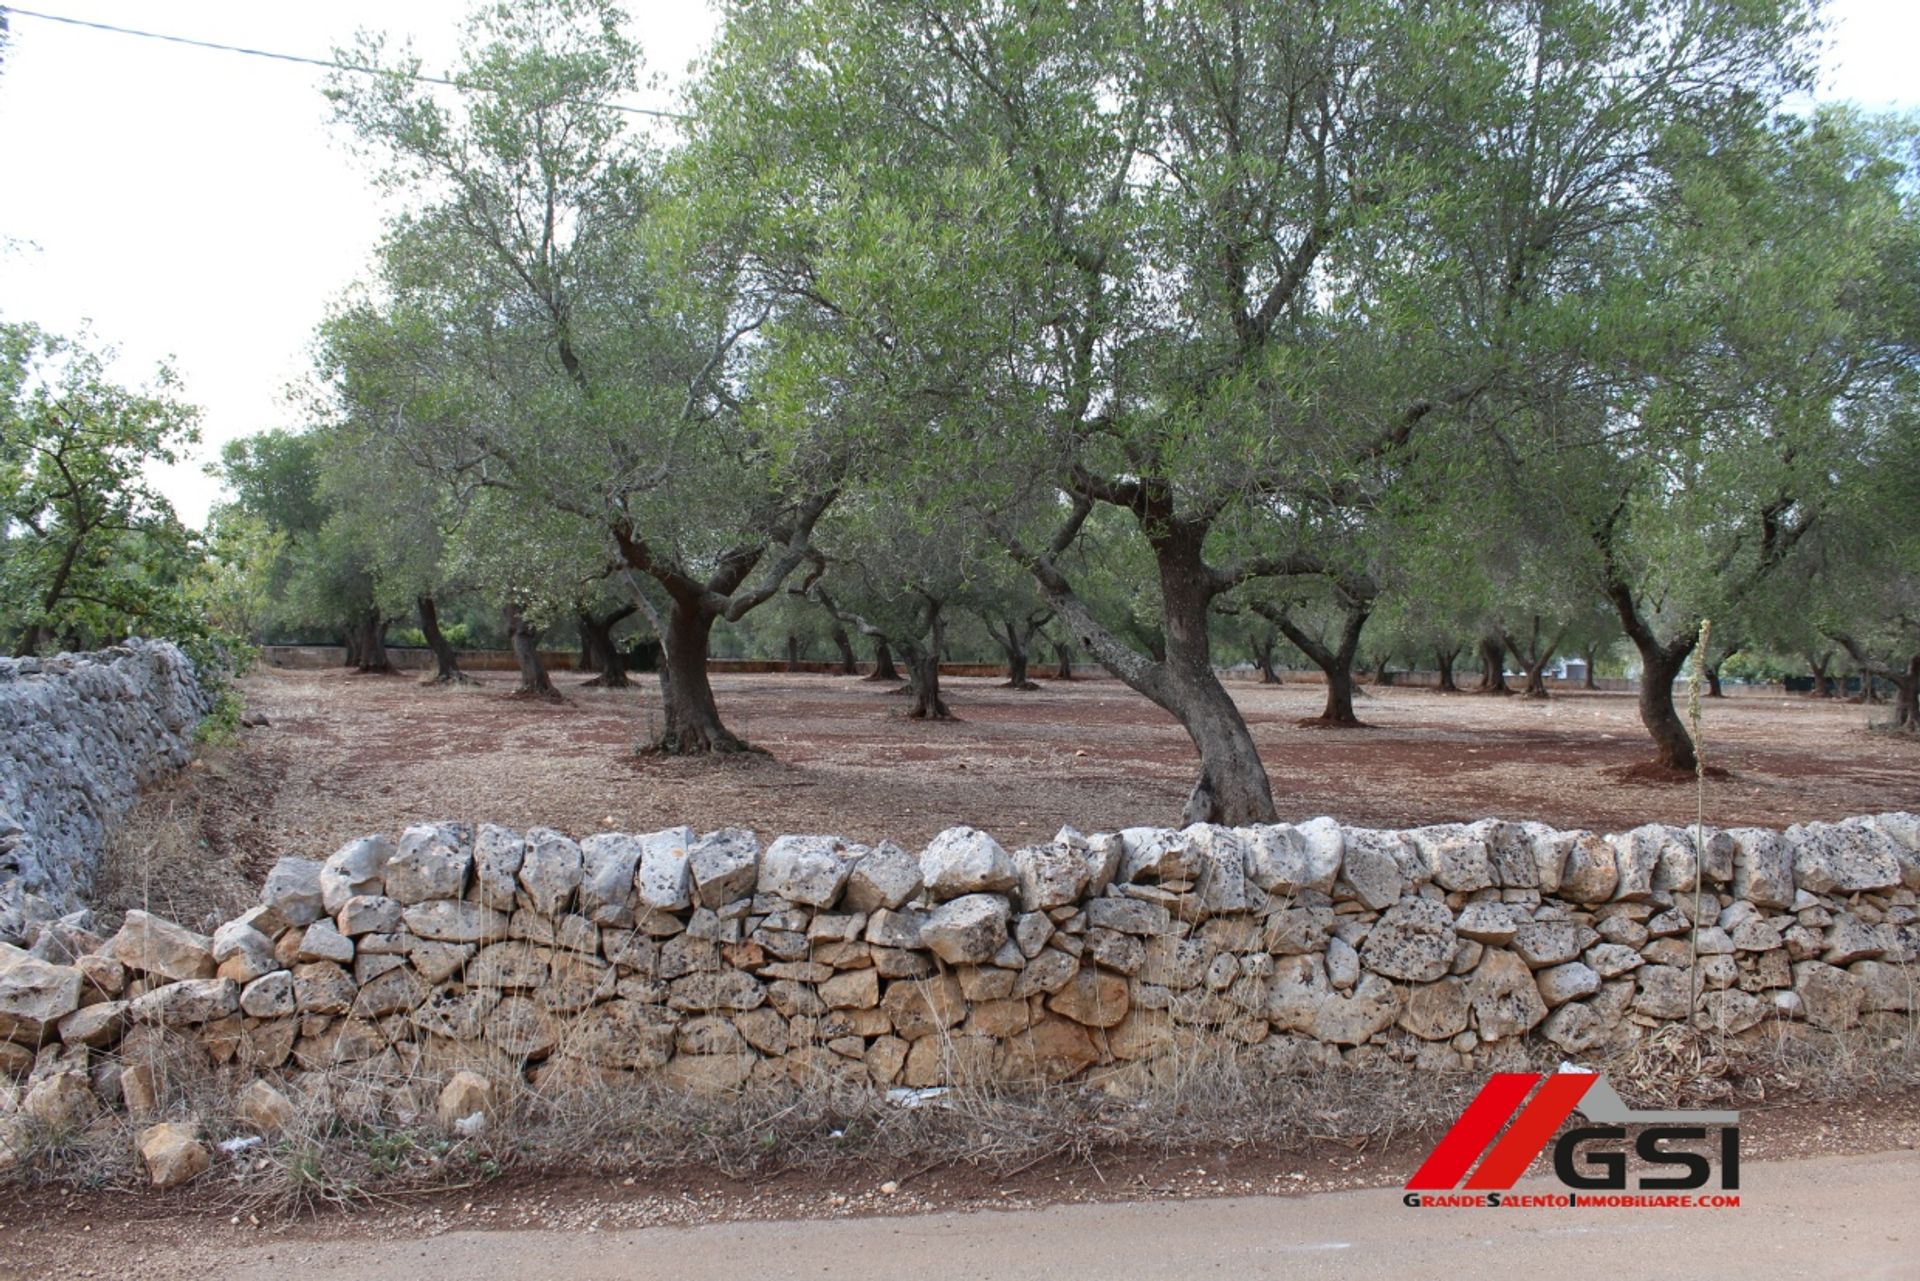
left=577, top=604, right=638, bottom=688
left=417, top=595, right=467, bottom=685
left=1475, top=633, right=1510, bottom=694
left=865, top=638, right=902, bottom=682
left=1434, top=645, right=1460, bottom=692
left=1259, top=594, right=1372, bottom=727
left=503, top=603, right=559, bottom=702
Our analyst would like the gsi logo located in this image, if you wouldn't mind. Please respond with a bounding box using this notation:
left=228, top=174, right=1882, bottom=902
left=1404, top=1071, right=1740, bottom=1204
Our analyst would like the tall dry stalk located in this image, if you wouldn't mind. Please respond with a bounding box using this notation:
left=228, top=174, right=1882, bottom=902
left=1687, top=619, right=1711, bottom=1009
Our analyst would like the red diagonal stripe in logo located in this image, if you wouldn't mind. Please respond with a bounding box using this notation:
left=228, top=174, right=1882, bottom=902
left=1463, top=1072, right=1597, bottom=1190
left=1404, top=1073, right=1539, bottom=1190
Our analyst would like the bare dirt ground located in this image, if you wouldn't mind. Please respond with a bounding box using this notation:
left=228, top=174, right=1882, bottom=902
left=97, top=666, right=1918, bottom=935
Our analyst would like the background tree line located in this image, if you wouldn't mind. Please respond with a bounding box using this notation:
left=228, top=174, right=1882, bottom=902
left=4, top=0, right=1915, bottom=823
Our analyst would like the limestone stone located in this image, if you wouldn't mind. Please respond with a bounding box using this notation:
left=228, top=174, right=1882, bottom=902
left=1265, top=954, right=1330, bottom=1033
left=235, top=1079, right=296, bottom=1136
left=0, top=954, right=82, bottom=1044
left=1000, top=1016, right=1100, bottom=1083
left=1011, top=948, right=1079, bottom=998
left=1511, top=920, right=1597, bottom=968
left=295, top=920, right=355, bottom=964
left=320, top=835, right=393, bottom=913
left=1047, top=965, right=1129, bottom=1028
left=402, top=901, right=509, bottom=944
left=838, top=840, right=919, bottom=913
left=1792, top=960, right=1862, bottom=1030
left=879, top=975, right=966, bottom=1040
left=1338, top=830, right=1410, bottom=911
left=1471, top=819, right=1543, bottom=889
left=1398, top=976, right=1471, bottom=1041
left=1633, top=965, right=1692, bottom=1019
left=385, top=823, right=471, bottom=904
left=353, top=966, right=426, bottom=1019
left=471, top=824, right=526, bottom=907
left=1468, top=949, right=1548, bottom=1040
left=1410, top=825, right=1493, bottom=893
left=921, top=826, right=1017, bottom=899
left=667, top=969, right=766, bottom=1013
left=239, top=971, right=295, bottom=1018
left=1699, top=989, right=1768, bottom=1034
left=636, top=827, right=696, bottom=912
left=518, top=828, right=584, bottom=916
left=261, top=858, right=325, bottom=927
left=1584, top=943, right=1644, bottom=979
left=1086, top=897, right=1170, bottom=936
left=689, top=828, right=761, bottom=907
left=1727, top=827, right=1796, bottom=908
left=23, top=1071, right=98, bottom=1130
left=921, top=894, right=1010, bottom=965
left=129, top=978, right=238, bottom=1026
left=1326, top=935, right=1360, bottom=991
left=1541, top=1001, right=1609, bottom=1053
left=1536, top=961, right=1602, bottom=1008
left=821, top=968, right=881, bottom=1010
left=105, top=910, right=214, bottom=981
left=1453, top=901, right=1520, bottom=945
left=1823, top=915, right=1886, bottom=965
left=577, top=833, right=644, bottom=924
left=1790, top=821, right=1902, bottom=895
left=336, top=894, right=402, bottom=938
left=1264, top=904, right=1335, bottom=956
left=1360, top=899, right=1457, bottom=983
left=1849, top=960, right=1913, bottom=1012
left=762, top=834, right=856, bottom=907
left=56, top=999, right=124, bottom=1047
left=1313, top=974, right=1401, bottom=1046
left=1015, top=843, right=1091, bottom=911
left=139, top=1121, right=209, bottom=1188
left=1557, top=833, right=1619, bottom=903
left=210, top=919, right=277, bottom=977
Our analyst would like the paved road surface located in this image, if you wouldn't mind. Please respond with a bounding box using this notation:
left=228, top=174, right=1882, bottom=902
left=218, top=1149, right=1918, bottom=1280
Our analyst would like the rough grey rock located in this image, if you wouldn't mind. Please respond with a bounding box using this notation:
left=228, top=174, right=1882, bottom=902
left=1338, top=830, right=1409, bottom=911
left=763, top=835, right=856, bottom=907
left=689, top=828, right=760, bottom=908
left=518, top=829, right=584, bottom=916
left=385, top=823, right=472, bottom=905
left=1556, top=833, right=1618, bottom=903
left=1410, top=825, right=1493, bottom=893
left=261, top=859, right=325, bottom=927
left=1360, top=899, right=1457, bottom=983
left=1606, top=827, right=1662, bottom=901
left=471, top=825, right=526, bottom=907
left=577, top=833, right=644, bottom=924
left=1015, top=843, right=1090, bottom=911
left=637, top=827, right=696, bottom=912
left=1535, top=961, right=1601, bottom=1007
left=1791, top=822, right=1902, bottom=895
left=1727, top=827, right=1796, bottom=907
left=1453, top=901, right=1520, bottom=945
left=921, top=827, right=1017, bottom=900
left=921, top=894, right=1011, bottom=965
left=320, top=836, right=393, bottom=913
left=1468, top=948, right=1548, bottom=1040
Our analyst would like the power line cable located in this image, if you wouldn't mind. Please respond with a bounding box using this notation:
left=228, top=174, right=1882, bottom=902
left=1, top=6, right=690, bottom=120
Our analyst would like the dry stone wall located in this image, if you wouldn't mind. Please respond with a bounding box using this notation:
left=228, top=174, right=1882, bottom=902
left=0, top=641, right=209, bottom=944
left=3, top=813, right=1917, bottom=1129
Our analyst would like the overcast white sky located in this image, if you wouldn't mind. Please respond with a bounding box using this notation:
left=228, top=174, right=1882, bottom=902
left=1, top=1, right=1915, bottom=528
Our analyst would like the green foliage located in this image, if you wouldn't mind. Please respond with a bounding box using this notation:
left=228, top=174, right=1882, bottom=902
left=0, top=321, right=217, bottom=660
